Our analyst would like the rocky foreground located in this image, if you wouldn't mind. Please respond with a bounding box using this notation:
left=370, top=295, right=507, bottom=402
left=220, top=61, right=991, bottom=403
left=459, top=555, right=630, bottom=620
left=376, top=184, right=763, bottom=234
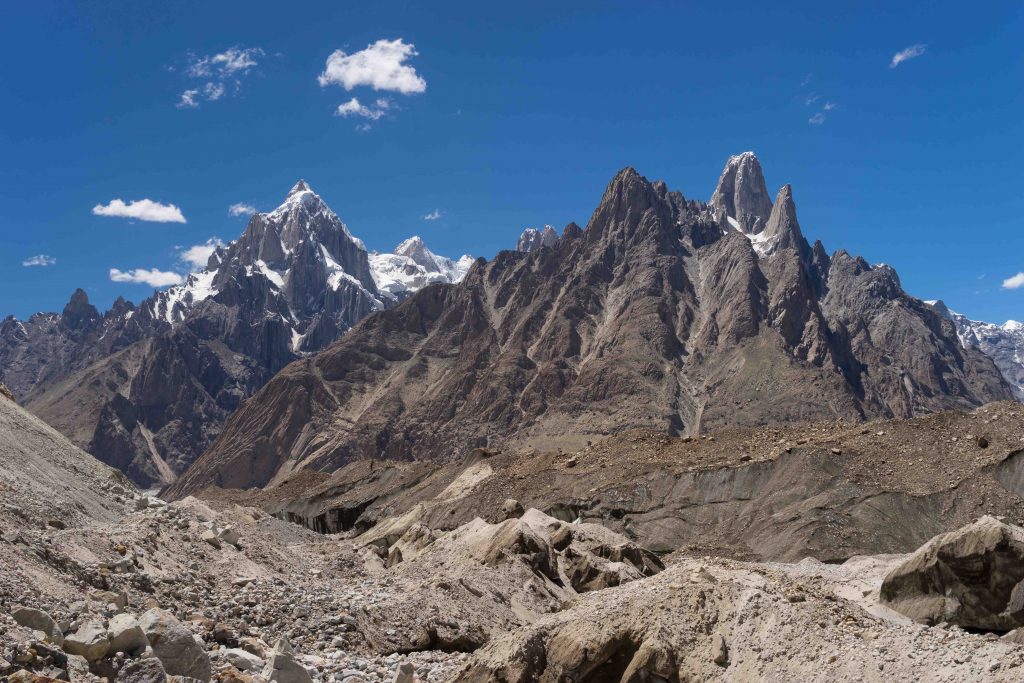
left=7, top=488, right=1024, bottom=682
left=6, top=394, right=1024, bottom=681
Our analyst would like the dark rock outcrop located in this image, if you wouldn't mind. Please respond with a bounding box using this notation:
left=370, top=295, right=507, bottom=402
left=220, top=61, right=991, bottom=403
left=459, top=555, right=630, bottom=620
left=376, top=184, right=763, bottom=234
left=880, top=516, right=1024, bottom=630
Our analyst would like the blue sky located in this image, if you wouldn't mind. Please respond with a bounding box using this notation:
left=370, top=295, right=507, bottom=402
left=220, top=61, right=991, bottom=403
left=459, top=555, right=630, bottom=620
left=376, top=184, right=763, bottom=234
left=1, top=1, right=1021, bottom=322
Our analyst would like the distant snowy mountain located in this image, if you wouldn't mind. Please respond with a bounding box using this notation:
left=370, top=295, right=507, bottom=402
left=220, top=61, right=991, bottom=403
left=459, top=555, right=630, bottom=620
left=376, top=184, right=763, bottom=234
left=517, top=225, right=559, bottom=252
left=515, top=223, right=583, bottom=253
left=928, top=300, right=1024, bottom=401
left=370, top=236, right=474, bottom=301
left=0, top=180, right=473, bottom=487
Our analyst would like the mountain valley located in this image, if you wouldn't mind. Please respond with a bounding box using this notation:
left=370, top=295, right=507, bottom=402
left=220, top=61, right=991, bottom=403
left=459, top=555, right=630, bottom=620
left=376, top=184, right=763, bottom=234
left=2, top=154, right=1023, bottom=683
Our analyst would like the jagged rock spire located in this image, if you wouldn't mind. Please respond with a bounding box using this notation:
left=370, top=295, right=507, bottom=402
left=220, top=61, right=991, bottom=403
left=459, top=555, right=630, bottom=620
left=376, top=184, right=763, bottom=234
left=711, top=152, right=773, bottom=234
left=763, top=184, right=806, bottom=252
left=60, top=289, right=100, bottom=330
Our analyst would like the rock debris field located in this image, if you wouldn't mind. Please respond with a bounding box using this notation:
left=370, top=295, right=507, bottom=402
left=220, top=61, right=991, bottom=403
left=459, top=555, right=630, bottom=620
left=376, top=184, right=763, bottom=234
left=6, top=395, right=1024, bottom=681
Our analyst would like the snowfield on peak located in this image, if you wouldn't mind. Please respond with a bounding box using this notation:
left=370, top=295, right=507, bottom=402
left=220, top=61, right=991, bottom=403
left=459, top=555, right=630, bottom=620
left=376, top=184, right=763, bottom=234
left=930, top=301, right=1024, bottom=401
left=370, top=236, right=474, bottom=301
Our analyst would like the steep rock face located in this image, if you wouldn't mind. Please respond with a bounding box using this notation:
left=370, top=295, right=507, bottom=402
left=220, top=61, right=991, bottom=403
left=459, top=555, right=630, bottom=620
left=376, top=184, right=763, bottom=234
left=709, top=150, right=773, bottom=234
left=929, top=301, right=1024, bottom=400
left=170, top=155, right=1011, bottom=496
left=1, top=183, right=467, bottom=488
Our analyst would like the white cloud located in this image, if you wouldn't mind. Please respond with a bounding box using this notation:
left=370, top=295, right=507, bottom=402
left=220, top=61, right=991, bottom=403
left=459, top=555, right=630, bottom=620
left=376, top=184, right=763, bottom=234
left=178, top=46, right=263, bottom=108
left=890, top=44, right=927, bottom=68
left=1002, top=272, right=1024, bottom=290
left=203, top=81, right=226, bottom=101
left=178, top=237, right=224, bottom=271
left=93, top=198, right=186, bottom=223
left=823, top=101, right=838, bottom=111
left=109, top=268, right=183, bottom=287
left=335, top=97, right=392, bottom=120
left=318, top=39, right=426, bottom=94
left=804, top=93, right=819, bottom=105
left=423, top=209, right=441, bottom=221
left=228, top=202, right=256, bottom=216
left=22, top=255, right=56, bottom=267
left=177, top=89, right=200, bottom=109
left=808, top=112, right=826, bottom=125
left=188, top=47, right=263, bottom=78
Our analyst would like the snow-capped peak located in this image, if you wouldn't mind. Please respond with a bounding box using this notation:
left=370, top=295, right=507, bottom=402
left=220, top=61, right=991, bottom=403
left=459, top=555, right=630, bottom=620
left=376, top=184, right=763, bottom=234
left=288, top=179, right=312, bottom=196
left=264, top=180, right=366, bottom=251
left=927, top=301, right=1024, bottom=401
left=369, top=236, right=474, bottom=302
left=395, top=235, right=430, bottom=262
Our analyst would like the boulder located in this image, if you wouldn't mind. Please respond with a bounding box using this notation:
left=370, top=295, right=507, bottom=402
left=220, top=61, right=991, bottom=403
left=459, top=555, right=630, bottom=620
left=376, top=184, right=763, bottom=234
left=108, top=613, right=148, bottom=654
left=392, top=661, right=415, bottom=683
left=501, top=498, right=524, bottom=519
left=217, top=526, right=240, bottom=547
left=116, top=657, right=168, bottom=683
left=11, top=607, right=63, bottom=646
left=200, top=530, right=221, bottom=549
left=63, top=620, right=110, bottom=661
left=880, top=516, right=1024, bottom=630
left=261, top=638, right=312, bottom=683
left=222, top=648, right=264, bottom=672
left=138, top=608, right=211, bottom=682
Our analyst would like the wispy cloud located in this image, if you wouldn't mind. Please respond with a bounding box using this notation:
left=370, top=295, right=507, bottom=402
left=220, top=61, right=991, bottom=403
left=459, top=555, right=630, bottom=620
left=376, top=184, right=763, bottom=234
left=804, top=93, right=820, bottom=106
left=22, top=255, right=56, bottom=267
left=228, top=203, right=256, bottom=216
left=335, top=97, right=392, bottom=121
left=177, top=89, right=200, bottom=109
left=109, top=268, right=183, bottom=287
left=800, top=73, right=813, bottom=87
left=890, top=44, right=927, bottom=68
left=203, top=81, right=226, bottom=101
left=808, top=112, right=826, bottom=125
left=178, top=237, right=224, bottom=271
left=188, top=47, right=262, bottom=78
left=319, top=39, right=426, bottom=94
left=423, top=209, right=441, bottom=221
left=1003, top=272, right=1024, bottom=290
left=93, top=198, right=186, bottom=223
left=177, top=46, right=264, bottom=109
left=823, top=101, right=838, bottom=111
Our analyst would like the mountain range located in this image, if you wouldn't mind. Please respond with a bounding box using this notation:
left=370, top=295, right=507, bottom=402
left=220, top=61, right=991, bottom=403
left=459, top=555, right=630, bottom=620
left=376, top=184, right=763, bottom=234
left=0, top=181, right=471, bottom=487
left=929, top=300, right=1024, bottom=400
left=167, top=152, right=1014, bottom=497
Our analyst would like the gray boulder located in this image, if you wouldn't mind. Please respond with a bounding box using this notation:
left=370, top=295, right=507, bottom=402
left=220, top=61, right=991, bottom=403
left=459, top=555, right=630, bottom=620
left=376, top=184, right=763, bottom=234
left=222, top=648, right=264, bottom=672
left=392, top=661, right=415, bottom=683
left=108, top=613, right=148, bottom=654
left=880, top=516, right=1024, bottom=630
left=11, top=606, right=63, bottom=646
left=116, top=657, right=168, bottom=683
left=63, top=620, right=110, bottom=661
left=138, top=608, right=211, bottom=682
left=261, top=638, right=312, bottom=683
